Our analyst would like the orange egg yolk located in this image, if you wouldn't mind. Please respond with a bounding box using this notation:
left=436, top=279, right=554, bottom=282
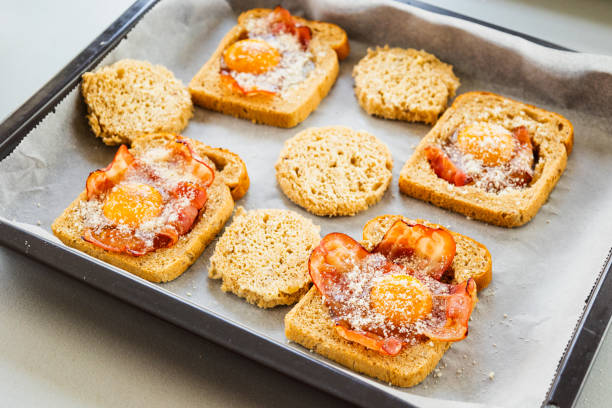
left=223, top=39, right=281, bottom=74
left=456, top=123, right=515, bottom=167
left=370, top=274, right=433, bottom=326
left=103, top=183, right=163, bottom=227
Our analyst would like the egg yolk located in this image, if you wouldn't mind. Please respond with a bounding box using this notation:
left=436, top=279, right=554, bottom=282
left=223, top=39, right=281, bottom=74
left=103, top=183, right=163, bottom=227
left=456, top=123, right=515, bottom=167
left=370, top=274, right=433, bottom=326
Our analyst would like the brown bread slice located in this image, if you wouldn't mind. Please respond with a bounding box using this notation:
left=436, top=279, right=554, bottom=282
left=352, top=46, right=460, bottom=124
left=284, top=214, right=491, bottom=387
left=51, top=133, right=249, bottom=283
left=275, top=126, right=393, bottom=216
left=82, top=60, right=193, bottom=146
left=209, top=208, right=321, bottom=308
left=189, top=8, right=349, bottom=128
left=398, top=91, right=573, bottom=227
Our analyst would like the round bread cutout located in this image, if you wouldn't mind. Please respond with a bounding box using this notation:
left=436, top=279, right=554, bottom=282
left=275, top=126, right=393, bottom=216
left=352, top=46, right=460, bottom=125
left=209, top=207, right=320, bottom=308
left=81, top=59, right=193, bottom=146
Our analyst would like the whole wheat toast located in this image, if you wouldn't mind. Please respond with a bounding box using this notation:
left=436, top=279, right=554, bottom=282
left=82, top=60, right=193, bottom=146
left=209, top=207, right=321, bottom=308
left=353, top=46, right=460, bottom=124
left=189, top=8, right=349, bottom=128
left=399, top=91, right=573, bottom=227
left=284, top=214, right=492, bottom=387
left=52, top=133, right=249, bottom=283
left=275, top=126, right=393, bottom=216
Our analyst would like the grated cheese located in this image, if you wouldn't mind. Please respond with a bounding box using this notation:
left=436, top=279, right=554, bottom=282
left=226, top=13, right=315, bottom=97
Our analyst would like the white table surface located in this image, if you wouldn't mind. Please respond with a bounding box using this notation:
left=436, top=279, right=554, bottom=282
left=1, top=1, right=611, bottom=407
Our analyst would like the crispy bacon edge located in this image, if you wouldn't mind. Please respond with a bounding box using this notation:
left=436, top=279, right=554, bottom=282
left=424, top=145, right=471, bottom=187
left=374, top=220, right=456, bottom=280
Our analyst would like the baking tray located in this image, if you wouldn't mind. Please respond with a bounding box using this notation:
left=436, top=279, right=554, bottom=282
left=0, top=1, right=611, bottom=407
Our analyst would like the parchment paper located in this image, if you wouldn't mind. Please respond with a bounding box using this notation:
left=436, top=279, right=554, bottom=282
left=1, top=0, right=612, bottom=406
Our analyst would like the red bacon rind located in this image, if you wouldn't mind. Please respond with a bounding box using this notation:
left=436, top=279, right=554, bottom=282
left=169, top=182, right=208, bottom=235
left=83, top=225, right=179, bottom=257
left=508, top=126, right=534, bottom=187
left=335, top=325, right=403, bottom=356
left=425, top=145, right=471, bottom=187
left=174, top=136, right=215, bottom=188
left=86, top=145, right=135, bottom=199
left=421, top=278, right=476, bottom=342
left=374, top=220, right=456, bottom=280
left=513, top=125, right=532, bottom=150
left=270, top=6, right=312, bottom=50
left=309, top=233, right=369, bottom=297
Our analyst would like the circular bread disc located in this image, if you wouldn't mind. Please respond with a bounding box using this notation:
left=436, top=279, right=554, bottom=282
left=81, top=59, right=193, bottom=146
left=209, top=208, right=321, bottom=308
left=352, top=46, right=460, bottom=124
left=275, top=126, right=393, bottom=216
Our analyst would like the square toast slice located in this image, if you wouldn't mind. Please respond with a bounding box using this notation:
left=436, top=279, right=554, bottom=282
left=52, top=133, right=249, bottom=283
left=189, top=8, right=349, bottom=128
left=285, top=214, right=492, bottom=387
left=399, top=91, right=573, bottom=227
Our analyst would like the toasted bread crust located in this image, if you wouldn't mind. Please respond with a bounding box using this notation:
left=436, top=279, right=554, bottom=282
left=398, top=91, right=574, bottom=227
left=189, top=8, right=348, bottom=128
left=51, top=133, right=249, bottom=283
left=284, top=215, right=491, bottom=387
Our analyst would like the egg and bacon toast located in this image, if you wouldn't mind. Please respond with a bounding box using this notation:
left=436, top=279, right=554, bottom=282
left=285, top=215, right=491, bottom=387
left=399, top=92, right=573, bottom=227
left=189, top=7, right=349, bottom=128
left=52, top=133, right=249, bottom=283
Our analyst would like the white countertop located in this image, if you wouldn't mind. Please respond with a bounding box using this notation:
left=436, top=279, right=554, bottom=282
left=1, top=1, right=611, bottom=407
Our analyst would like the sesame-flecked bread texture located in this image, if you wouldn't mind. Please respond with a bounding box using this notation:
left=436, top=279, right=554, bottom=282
left=81, top=60, right=193, bottom=146
left=284, top=214, right=491, bottom=387
left=189, top=8, right=349, bottom=128
left=51, top=133, right=249, bottom=283
left=352, top=46, right=460, bottom=125
left=209, top=208, right=321, bottom=308
left=275, top=126, right=393, bottom=216
left=398, top=92, right=574, bottom=227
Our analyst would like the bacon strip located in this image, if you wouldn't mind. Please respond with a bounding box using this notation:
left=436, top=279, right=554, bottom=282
left=335, top=325, right=403, bottom=356
left=86, top=145, right=135, bottom=199
left=374, top=220, right=456, bottom=280
left=513, top=125, right=532, bottom=150
left=425, top=145, right=471, bottom=187
left=308, top=232, right=369, bottom=297
left=270, top=6, right=312, bottom=50
left=421, top=279, right=476, bottom=342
